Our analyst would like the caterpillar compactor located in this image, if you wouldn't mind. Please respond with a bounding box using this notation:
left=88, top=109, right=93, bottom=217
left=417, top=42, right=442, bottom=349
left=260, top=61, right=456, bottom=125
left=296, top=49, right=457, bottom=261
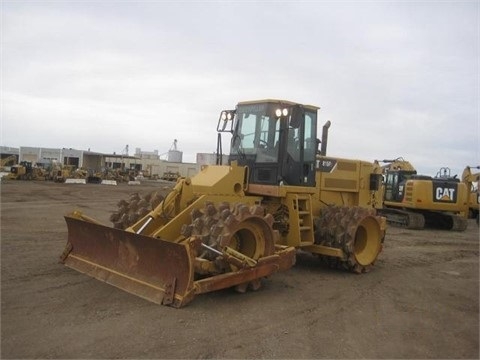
left=61, top=99, right=385, bottom=307
left=376, top=158, right=469, bottom=231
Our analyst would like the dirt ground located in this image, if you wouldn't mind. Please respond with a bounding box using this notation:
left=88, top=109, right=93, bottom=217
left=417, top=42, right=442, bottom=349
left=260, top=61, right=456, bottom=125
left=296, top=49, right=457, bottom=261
left=1, top=180, right=479, bottom=359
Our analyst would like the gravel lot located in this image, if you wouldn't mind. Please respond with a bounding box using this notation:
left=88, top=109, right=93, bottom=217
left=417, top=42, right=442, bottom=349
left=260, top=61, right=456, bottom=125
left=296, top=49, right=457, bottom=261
left=1, top=180, right=479, bottom=359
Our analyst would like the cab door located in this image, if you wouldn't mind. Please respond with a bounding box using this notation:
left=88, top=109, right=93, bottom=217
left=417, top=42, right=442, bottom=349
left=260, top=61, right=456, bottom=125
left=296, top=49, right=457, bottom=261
left=280, top=108, right=317, bottom=187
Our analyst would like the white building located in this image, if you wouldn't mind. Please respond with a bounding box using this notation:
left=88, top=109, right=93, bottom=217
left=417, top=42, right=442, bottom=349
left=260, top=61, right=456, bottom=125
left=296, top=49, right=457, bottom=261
left=4, top=145, right=231, bottom=179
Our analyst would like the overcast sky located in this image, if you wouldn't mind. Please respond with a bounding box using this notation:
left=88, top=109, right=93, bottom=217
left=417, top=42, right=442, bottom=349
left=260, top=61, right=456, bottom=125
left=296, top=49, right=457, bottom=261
left=1, top=0, right=478, bottom=176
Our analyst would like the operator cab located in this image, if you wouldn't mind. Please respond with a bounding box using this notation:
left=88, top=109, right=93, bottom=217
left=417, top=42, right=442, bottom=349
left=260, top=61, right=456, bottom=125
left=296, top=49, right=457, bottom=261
left=217, top=100, right=319, bottom=187
left=384, top=170, right=418, bottom=202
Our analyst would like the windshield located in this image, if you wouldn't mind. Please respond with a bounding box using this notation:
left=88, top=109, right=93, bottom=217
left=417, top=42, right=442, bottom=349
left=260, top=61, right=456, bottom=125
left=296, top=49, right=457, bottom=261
left=230, top=102, right=317, bottom=165
left=231, top=103, right=280, bottom=162
left=228, top=101, right=318, bottom=186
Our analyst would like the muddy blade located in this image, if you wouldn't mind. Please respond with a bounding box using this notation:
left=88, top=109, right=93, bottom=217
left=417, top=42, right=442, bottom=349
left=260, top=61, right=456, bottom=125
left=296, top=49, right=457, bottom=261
left=62, top=215, right=196, bottom=307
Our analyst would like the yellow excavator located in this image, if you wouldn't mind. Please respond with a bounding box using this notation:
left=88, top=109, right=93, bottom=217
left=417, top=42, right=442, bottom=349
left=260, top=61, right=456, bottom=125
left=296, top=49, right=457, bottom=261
left=0, top=155, right=17, bottom=168
left=375, top=158, right=469, bottom=231
left=462, top=166, right=480, bottom=224
left=60, top=99, right=386, bottom=307
left=8, top=161, right=34, bottom=180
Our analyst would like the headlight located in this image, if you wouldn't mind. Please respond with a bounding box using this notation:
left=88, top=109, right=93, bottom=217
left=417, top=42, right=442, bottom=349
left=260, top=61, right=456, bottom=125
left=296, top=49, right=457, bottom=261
left=220, top=111, right=235, bottom=121
left=275, top=108, right=289, bottom=117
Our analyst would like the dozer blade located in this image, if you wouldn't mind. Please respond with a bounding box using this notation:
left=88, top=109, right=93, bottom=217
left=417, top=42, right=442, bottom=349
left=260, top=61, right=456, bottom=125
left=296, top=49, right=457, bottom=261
left=62, top=213, right=196, bottom=307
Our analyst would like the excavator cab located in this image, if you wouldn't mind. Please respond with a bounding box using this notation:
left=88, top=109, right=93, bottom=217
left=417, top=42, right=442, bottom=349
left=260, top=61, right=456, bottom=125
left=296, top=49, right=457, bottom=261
left=220, top=100, right=318, bottom=187
left=384, top=169, right=417, bottom=202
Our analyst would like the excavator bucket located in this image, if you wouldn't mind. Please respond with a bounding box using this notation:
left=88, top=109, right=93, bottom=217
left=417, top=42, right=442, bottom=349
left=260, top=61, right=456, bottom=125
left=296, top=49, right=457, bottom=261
left=61, top=212, right=197, bottom=307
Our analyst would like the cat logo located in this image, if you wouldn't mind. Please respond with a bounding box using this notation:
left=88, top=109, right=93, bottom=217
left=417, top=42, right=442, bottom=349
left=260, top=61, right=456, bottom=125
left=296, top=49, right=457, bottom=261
left=433, top=183, right=457, bottom=203
left=436, top=187, right=455, bottom=200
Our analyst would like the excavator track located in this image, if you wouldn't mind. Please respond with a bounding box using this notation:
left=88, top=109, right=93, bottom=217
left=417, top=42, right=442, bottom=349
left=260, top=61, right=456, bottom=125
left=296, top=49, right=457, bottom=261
left=424, top=212, right=468, bottom=231
left=405, top=212, right=426, bottom=229
left=451, top=215, right=468, bottom=231
left=378, top=208, right=425, bottom=230
left=314, top=206, right=384, bottom=273
left=379, top=208, right=467, bottom=231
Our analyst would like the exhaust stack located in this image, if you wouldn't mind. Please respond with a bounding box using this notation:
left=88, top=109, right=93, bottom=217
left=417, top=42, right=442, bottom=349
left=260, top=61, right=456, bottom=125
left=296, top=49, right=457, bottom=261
left=320, top=121, right=331, bottom=156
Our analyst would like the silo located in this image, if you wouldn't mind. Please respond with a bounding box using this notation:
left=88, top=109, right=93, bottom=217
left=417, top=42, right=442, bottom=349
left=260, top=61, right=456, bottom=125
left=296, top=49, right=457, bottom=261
left=167, top=139, right=182, bottom=162
left=167, top=149, right=183, bottom=163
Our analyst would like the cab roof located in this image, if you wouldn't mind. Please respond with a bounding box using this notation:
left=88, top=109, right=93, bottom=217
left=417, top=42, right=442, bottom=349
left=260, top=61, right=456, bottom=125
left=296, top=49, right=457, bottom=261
left=237, top=99, right=320, bottom=111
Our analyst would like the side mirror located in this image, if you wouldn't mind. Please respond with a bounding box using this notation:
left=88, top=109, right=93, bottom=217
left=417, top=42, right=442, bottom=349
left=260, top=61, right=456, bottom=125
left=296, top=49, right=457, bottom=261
left=289, top=105, right=304, bottom=128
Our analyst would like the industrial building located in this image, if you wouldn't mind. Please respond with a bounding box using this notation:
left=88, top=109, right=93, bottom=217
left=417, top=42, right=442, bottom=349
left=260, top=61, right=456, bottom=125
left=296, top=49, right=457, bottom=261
left=0, top=145, right=228, bottom=179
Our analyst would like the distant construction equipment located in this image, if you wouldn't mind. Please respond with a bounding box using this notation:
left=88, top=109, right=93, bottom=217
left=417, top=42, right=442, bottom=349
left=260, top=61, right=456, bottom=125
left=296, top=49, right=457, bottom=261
left=375, top=158, right=468, bottom=231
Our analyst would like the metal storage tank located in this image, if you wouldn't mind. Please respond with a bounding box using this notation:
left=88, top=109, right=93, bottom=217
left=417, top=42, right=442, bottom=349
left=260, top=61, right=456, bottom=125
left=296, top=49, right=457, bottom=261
left=167, top=139, right=182, bottom=162
left=167, top=150, right=182, bottom=163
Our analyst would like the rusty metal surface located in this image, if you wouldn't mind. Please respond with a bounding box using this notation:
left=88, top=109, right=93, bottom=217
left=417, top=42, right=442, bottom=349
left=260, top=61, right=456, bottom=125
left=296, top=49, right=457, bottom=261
left=193, top=246, right=296, bottom=295
left=62, top=208, right=297, bottom=307
left=63, top=214, right=196, bottom=307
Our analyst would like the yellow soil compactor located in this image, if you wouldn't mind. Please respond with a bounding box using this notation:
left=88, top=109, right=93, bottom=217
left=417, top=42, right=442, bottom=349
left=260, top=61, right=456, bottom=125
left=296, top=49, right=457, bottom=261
left=60, top=99, right=385, bottom=307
